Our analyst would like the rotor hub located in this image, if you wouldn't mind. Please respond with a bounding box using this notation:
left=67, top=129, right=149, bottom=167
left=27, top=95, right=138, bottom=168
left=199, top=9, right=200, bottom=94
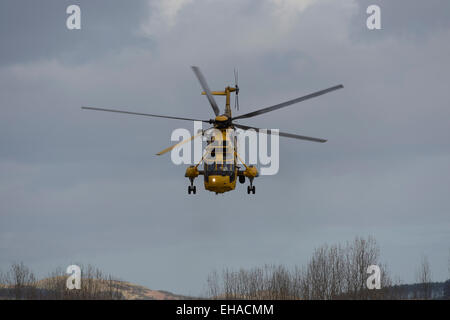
left=214, top=115, right=228, bottom=122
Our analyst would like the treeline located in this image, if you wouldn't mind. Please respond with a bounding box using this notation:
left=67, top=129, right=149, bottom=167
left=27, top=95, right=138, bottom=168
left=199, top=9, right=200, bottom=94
left=206, top=236, right=450, bottom=300
left=1, top=236, right=449, bottom=300
left=0, top=263, right=123, bottom=300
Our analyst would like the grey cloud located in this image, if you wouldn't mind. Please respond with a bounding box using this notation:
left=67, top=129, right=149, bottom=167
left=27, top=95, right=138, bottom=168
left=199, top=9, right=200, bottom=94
left=0, top=0, right=152, bottom=66
left=1, top=0, right=449, bottom=295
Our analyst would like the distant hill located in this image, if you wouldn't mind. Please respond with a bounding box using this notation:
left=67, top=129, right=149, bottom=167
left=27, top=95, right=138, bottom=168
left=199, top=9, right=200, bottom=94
left=105, top=280, right=193, bottom=300
left=0, top=278, right=193, bottom=300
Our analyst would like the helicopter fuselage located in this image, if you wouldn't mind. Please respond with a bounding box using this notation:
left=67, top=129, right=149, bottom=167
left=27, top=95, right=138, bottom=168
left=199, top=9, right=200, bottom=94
left=185, top=126, right=259, bottom=194
left=203, top=128, right=238, bottom=194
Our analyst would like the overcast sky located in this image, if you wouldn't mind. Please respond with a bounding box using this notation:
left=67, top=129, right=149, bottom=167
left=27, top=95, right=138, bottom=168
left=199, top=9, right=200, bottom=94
left=1, top=0, right=449, bottom=296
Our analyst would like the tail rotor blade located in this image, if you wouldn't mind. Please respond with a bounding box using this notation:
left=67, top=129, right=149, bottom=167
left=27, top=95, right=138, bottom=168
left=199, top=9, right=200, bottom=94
left=234, top=68, right=239, bottom=111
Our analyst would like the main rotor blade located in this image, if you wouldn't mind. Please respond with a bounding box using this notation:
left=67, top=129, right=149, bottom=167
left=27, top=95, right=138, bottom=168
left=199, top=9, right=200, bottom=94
left=82, top=107, right=210, bottom=123
left=234, top=123, right=327, bottom=143
left=156, top=132, right=203, bottom=156
left=232, top=85, right=344, bottom=120
left=191, top=66, right=220, bottom=116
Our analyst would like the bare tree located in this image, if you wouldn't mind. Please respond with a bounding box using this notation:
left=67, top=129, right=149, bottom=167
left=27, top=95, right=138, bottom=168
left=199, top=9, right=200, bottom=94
left=0, top=263, right=123, bottom=300
left=415, top=255, right=432, bottom=299
left=341, top=236, right=381, bottom=299
left=447, top=249, right=450, bottom=279
left=206, top=236, right=394, bottom=300
left=4, top=262, right=37, bottom=299
left=300, top=244, right=345, bottom=299
left=302, top=236, right=388, bottom=300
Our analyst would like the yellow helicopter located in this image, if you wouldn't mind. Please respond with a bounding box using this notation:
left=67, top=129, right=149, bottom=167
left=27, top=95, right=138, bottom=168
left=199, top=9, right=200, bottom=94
left=82, top=66, right=343, bottom=195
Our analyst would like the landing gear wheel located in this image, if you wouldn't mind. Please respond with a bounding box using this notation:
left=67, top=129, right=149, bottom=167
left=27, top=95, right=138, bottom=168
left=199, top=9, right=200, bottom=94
left=188, top=178, right=196, bottom=195
left=239, top=175, right=245, bottom=184
left=188, top=185, right=196, bottom=194
left=247, top=177, right=256, bottom=194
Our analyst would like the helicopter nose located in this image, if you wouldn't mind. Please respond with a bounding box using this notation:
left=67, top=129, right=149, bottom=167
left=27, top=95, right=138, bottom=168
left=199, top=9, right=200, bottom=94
left=209, top=176, right=228, bottom=185
left=207, top=175, right=232, bottom=193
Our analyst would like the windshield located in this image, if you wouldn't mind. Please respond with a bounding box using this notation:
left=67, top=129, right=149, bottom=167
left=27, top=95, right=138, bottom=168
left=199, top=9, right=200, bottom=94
left=204, top=162, right=235, bottom=181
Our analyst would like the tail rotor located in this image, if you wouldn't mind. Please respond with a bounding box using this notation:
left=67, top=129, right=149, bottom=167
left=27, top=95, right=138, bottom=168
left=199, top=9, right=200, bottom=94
left=234, top=68, right=240, bottom=111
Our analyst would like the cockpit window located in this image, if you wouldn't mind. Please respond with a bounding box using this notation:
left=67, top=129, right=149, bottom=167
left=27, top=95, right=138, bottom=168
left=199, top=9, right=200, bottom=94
left=204, top=162, right=236, bottom=181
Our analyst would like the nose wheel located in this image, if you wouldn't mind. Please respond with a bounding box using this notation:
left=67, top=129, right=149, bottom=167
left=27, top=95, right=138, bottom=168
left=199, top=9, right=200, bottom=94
left=188, top=185, right=196, bottom=194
